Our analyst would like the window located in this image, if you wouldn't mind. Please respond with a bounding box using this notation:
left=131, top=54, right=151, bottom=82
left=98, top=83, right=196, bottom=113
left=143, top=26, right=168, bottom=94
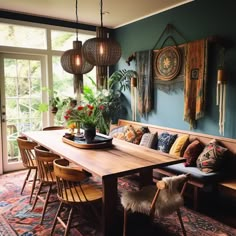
left=51, top=30, right=94, bottom=51
left=0, top=19, right=96, bottom=126
left=0, top=22, right=47, bottom=49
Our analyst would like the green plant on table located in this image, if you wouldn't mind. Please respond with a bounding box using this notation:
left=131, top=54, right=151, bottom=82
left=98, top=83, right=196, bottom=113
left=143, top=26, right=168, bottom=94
left=82, top=69, right=137, bottom=134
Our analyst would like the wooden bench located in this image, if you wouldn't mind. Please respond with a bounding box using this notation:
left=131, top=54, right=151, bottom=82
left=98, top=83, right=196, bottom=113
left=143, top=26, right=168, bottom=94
left=219, top=179, right=236, bottom=198
left=111, top=119, right=236, bottom=210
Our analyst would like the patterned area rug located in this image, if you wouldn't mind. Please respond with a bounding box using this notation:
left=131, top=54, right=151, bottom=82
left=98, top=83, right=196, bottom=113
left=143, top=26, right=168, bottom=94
left=0, top=214, right=17, bottom=236
left=0, top=170, right=236, bottom=236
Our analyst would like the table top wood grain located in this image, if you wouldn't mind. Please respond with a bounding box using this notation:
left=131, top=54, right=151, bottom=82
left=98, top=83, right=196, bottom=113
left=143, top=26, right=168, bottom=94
left=22, top=129, right=184, bottom=179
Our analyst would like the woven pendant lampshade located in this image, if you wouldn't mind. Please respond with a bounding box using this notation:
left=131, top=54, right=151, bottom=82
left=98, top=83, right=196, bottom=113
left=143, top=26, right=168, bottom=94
left=82, top=0, right=121, bottom=89
left=60, top=0, right=93, bottom=95
left=61, top=40, right=94, bottom=75
left=83, top=26, right=121, bottom=66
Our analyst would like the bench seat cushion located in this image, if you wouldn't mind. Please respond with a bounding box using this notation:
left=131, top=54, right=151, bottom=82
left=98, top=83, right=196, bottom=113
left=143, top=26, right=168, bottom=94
left=156, top=163, right=226, bottom=183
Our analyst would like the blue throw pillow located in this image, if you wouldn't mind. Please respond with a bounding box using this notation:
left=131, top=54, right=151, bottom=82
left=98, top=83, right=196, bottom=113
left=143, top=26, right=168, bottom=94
left=157, top=132, right=178, bottom=153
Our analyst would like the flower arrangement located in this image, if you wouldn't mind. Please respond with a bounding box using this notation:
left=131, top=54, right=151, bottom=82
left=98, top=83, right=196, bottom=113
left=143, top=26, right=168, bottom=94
left=64, top=104, right=104, bottom=129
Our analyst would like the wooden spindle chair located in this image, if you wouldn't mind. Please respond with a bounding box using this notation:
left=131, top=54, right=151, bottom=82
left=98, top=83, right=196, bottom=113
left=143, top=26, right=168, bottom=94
left=42, top=126, right=65, bottom=131
left=17, top=136, right=38, bottom=203
left=50, top=158, right=102, bottom=236
left=31, top=145, right=61, bottom=224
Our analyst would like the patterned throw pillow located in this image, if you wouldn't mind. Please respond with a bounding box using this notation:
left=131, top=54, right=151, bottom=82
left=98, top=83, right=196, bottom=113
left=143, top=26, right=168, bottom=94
left=139, top=132, right=158, bottom=149
left=157, top=132, right=177, bottom=153
left=169, top=135, right=189, bottom=157
left=124, top=125, right=149, bottom=144
left=109, top=126, right=126, bottom=140
left=183, top=139, right=204, bottom=167
left=196, top=139, right=228, bottom=173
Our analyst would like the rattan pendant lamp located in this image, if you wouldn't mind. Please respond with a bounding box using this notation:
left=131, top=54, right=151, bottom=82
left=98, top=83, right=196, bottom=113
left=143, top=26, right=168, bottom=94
left=82, top=0, right=121, bottom=89
left=61, top=0, right=94, bottom=98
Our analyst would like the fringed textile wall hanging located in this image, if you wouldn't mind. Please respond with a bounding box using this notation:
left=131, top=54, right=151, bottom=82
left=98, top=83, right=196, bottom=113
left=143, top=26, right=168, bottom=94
left=136, top=50, right=153, bottom=116
left=184, top=39, right=208, bottom=129
left=126, top=52, right=153, bottom=117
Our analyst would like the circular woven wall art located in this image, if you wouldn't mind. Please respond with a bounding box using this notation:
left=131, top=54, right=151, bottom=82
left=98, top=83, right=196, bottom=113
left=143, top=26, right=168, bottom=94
left=154, top=46, right=181, bottom=81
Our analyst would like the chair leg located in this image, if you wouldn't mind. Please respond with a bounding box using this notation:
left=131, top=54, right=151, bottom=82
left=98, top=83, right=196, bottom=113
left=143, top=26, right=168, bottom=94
left=64, top=207, right=74, bottom=236
left=31, top=182, right=43, bottom=211
left=21, top=169, right=31, bottom=195
left=29, top=168, right=38, bottom=204
left=176, top=209, right=186, bottom=236
left=50, top=201, right=63, bottom=236
left=40, top=184, right=52, bottom=225
left=123, top=208, right=127, bottom=236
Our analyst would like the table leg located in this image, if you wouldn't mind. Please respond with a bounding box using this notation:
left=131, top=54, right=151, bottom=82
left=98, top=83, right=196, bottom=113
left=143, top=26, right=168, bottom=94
left=102, top=176, right=118, bottom=236
left=139, top=168, right=153, bottom=187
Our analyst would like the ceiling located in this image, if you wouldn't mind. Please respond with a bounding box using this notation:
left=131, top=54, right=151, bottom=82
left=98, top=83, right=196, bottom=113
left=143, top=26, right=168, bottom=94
left=0, top=0, right=193, bottom=29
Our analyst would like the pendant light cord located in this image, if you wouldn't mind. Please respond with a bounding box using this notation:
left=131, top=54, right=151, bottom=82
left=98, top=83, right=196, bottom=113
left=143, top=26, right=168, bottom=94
left=100, top=0, right=103, bottom=27
left=75, top=0, right=78, bottom=41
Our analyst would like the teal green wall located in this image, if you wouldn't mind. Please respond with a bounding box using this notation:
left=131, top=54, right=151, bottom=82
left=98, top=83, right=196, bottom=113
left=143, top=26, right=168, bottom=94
left=114, top=0, right=236, bottom=138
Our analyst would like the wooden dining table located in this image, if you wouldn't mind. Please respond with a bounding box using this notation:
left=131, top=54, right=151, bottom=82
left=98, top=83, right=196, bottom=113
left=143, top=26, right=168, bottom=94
left=22, top=129, right=185, bottom=236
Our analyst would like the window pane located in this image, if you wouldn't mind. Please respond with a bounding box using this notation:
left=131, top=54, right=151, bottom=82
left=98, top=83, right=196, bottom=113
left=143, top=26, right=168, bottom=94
left=51, top=30, right=95, bottom=51
left=4, top=58, right=17, bottom=77
left=52, top=56, right=74, bottom=95
left=5, top=77, right=17, bottom=97
left=30, top=60, right=41, bottom=77
left=5, top=99, right=17, bottom=119
left=17, top=59, right=29, bottom=78
left=18, top=77, right=30, bottom=96
left=0, top=23, right=46, bottom=49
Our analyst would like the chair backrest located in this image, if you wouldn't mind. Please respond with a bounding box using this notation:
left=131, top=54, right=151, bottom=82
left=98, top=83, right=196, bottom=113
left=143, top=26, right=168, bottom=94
left=7, top=124, right=17, bottom=135
left=34, top=146, right=61, bottom=182
left=53, top=159, right=91, bottom=203
left=43, top=126, right=65, bottom=131
left=17, top=136, right=37, bottom=168
left=150, top=174, right=190, bottom=217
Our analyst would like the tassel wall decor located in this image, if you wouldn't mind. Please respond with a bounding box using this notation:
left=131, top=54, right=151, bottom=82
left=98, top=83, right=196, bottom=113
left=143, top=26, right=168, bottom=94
left=131, top=77, right=137, bottom=121
left=216, top=68, right=227, bottom=135
left=216, top=46, right=227, bottom=135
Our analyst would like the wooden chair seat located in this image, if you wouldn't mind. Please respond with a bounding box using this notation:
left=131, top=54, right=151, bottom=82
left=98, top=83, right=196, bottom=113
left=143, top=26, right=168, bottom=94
left=41, top=172, right=56, bottom=183
left=60, top=184, right=102, bottom=203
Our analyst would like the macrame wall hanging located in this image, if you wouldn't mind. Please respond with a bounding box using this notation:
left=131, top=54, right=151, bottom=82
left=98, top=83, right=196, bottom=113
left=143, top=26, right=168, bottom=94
left=216, top=47, right=227, bottom=135
left=125, top=24, right=186, bottom=117
left=153, top=24, right=187, bottom=93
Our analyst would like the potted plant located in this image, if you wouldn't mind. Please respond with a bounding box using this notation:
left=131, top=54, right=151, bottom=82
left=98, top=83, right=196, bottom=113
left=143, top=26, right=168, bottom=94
left=82, top=69, right=137, bottom=134
left=38, top=87, right=74, bottom=128
left=50, top=95, right=61, bottom=114
left=64, top=104, right=105, bottom=143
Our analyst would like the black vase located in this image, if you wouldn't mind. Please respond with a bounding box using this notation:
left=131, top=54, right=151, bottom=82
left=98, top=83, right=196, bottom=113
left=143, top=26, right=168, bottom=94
left=83, top=127, right=96, bottom=143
